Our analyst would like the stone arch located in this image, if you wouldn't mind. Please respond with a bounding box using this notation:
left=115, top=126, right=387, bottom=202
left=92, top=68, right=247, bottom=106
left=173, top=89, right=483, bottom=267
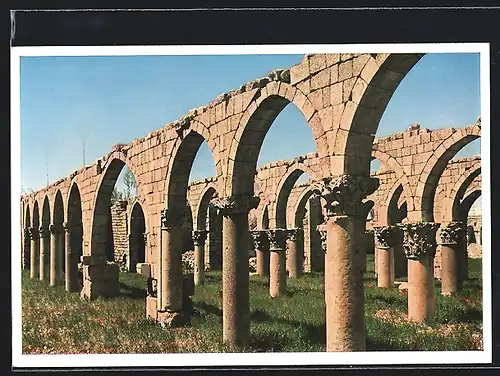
left=292, top=188, right=314, bottom=229
left=337, top=53, right=425, bottom=175
left=129, top=200, right=146, bottom=272
left=89, top=155, right=143, bottom=258
left=195, top=185, right=218, bottom=231
left=371, top=149, right=414, bottom=211
left=41, top=195, right=51, bottom=228
left=66, top=181, right=84, bottom=291
left=53, top=190, right=64, bottom=226
left=416, top=124, right=481, bottom=221
left=163, top=126, right=219, bottom=218
left=274, top=164, right=318, bottom=229
left=32, top=200, right=40, bottom=230
left=459, top=189, right=481, bottom=222
left=226, top=83, right=328, bottom=196
left=440, top=160, right=481, bottom=222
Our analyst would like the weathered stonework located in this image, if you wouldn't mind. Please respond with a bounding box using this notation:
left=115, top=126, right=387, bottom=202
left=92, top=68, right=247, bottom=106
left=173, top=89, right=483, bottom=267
left=437, top=221, right=463, bottom=245
left=398, top=222, right=439, bottom=260
left=374, top=225, right=402, bottom=248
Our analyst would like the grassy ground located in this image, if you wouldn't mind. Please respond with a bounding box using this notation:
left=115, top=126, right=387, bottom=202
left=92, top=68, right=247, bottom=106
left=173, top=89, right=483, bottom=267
left=21, top=255, right=483, bottom=354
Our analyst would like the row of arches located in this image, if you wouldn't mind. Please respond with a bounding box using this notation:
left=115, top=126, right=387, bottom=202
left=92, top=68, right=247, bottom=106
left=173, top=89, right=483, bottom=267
left=21, top=52, right=483, bottom=352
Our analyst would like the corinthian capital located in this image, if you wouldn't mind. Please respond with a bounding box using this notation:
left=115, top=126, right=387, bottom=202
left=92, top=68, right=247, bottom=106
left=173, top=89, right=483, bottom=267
left=286, top=227, right=303, bottom=242
left=437, top=221, right=464, bottom=245
left=192, top=230, right=208, bottom=246
left=161, top=208, right=184, bottom=229
left=266, top=229, right=287, bottom=250
left=28, top=227, right=39, bottom=240
left=211, top=195, right=260, bottom=216
left=38, top=225, right=49, bottom=239
left=250, top=230, right=268, bottom=252
left=398, top=222, right=439, bottom=260
left=311, top=175, right=379, bottom=218
left=374, top=225, right=403, bottom=248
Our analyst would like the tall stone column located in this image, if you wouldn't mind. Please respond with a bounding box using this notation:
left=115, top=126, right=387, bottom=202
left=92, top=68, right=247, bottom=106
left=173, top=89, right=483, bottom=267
left=49, top=224, right=63, bottom=286
left=437, top=221, right=463, bottom=296
left=286, top=228, right=303, bottom=278
left=39, top=225, right=50, bottom=281
left=29, top=227, right=39, bottom=279
left=64, top=222, right=79, bottom=292
left=399, top=222, right=439, bottom=323
left=374, top=226, right=398, bottom=288
left=267, top=229, right=288, bottom=297
left=192, top=230, right=208, bottom=286
left=250, top=230, right=269, bottom=277
left=311, top=174, right=379, bottom=352
left=212, top=195, right=260, bottom=349
left=157, top=209, right=184, bottom=325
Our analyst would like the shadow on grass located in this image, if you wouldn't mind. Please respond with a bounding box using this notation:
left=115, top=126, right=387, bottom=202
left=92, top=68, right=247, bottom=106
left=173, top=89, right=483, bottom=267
left=119, top=282, right=146, bottom=300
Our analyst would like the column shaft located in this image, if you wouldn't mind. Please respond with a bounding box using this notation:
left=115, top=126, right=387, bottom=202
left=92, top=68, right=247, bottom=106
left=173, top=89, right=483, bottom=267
left=50, top=230, right=58, bottom=286
left=408, top=257, right=435, bottom=322
left=377, top=247, right=393, bottom=288
left=286, top=237, right=301, bottom=278
left=222, top=213, right=250, bottom=348
left=194, top=243, right=205, bottom=285
left=30, top=233, right=39, bottom=279
left=160, top=226, right=183, bottom=312
left=65, top=227, right=78, bottom=292
left=440, top=243, right=461, bottom=295
left=39, top=230, right=49, bottom=281
left=256, top=248, right=269, bottom=276
left=269, top=248, right=286, bottom=297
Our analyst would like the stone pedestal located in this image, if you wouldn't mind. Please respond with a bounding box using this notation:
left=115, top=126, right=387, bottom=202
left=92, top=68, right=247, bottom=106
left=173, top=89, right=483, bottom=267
left=250, top=230, right=269, bottom=277
left=311, top=174, right=379, bottom=352
left=49, top=224, right=63, bottom=286
left=286, top=228, right=303, bottom=278
left=399, top=222, right=439, bottom=323
left=213, top=195, right=259, bottom=349
left=438, top=221, right=463, bottom=296
left=267, top=229, right=287, bottom=297
left=39, top=226, right=49, bottom=282
left=81, top=254, right=120, bottom=299
left=192, top=230, right=208, bottom=286
left=29, top=227, right=39, bottom=279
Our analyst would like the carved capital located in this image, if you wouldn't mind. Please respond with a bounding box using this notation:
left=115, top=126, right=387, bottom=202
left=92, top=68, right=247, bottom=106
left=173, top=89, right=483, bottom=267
left=49, top=223, right=63, bottom=235
left=250, top=230, right=268, bottom=252
left=374, top=225, right=403, bottom=248
left=28, top=227, right=39, bottom=240
left=286, top=227, right=303, bottom=242
left=317, top=224, right=327, bottom=253
left=192, top=230, right=208, bottom=246
left=437, top=221, right=464, bottom=245
left=311, top=175, right=379, bottom=218
left=398, top=222, right=439, bottom=260
left=211, top=195, right=260, bottom=216
left=266, top=228, right=287, bottom=250
left=161, top=208, right=184, bottom=229
left=38, top=225, right=49, bottom=239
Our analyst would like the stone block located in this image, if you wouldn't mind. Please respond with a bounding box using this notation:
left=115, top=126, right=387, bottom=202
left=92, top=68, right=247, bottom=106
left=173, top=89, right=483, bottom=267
left=136, top=262, right=151, bottom=277
left=290, top=62, right=309, bottom=85
left=338, top=60, right=353, bottom=81
left=309, top=54, right=327, bottom=74
left=310, top=68, right=330, bottom=91
left=146, top=296, right=158, bottom=321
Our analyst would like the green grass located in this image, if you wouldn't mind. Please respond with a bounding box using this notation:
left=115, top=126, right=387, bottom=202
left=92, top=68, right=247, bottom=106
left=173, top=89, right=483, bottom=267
left=21, top=255, right=483, bottom=354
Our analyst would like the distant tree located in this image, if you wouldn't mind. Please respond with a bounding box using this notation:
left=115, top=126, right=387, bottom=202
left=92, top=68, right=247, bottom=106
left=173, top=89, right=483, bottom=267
left=111, top=187, right=123, bottom=202
left=123, top=167, right=137, bottom=199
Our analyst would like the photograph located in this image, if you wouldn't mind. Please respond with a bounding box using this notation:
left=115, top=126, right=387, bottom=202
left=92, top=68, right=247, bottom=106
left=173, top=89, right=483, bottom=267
left=12, top=44, right=491, bottom=368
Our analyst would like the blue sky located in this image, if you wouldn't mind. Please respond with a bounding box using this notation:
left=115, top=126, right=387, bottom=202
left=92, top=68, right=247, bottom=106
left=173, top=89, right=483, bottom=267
left=20, top=53, right=481, bottom=208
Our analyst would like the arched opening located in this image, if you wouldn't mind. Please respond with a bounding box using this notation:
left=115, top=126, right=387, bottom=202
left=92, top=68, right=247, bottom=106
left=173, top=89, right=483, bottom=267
left=461, top=190, right=482, bottom=246
left=67, top=183, right=84, bottom=292
left=91, top=159, right=139, bottom=263
left=129, top=201, right=146, bottom=273
left=53, top=191, right=65, bottom=279
left=23, top=204, right=31, bottom=270
left=261, top=205, right=270, bottom=230
left=31, top=201, right=40, bottom=278
left=40, top=196, right=51, bottom=280
left=387, top=184, right=408, bottom=225
left=195, top=186, right=222, bottom=271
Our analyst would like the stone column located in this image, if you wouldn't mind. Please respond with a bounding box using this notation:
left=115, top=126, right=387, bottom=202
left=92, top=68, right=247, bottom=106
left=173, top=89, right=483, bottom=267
left=64, top=222, right=79, bottom=292
left=267, top=229, right=288, bottom=297
left=29, top=227, right=39, bottom=279
left=49, top=224, right=63, bottom=286
left=157, top=209, right=185, bottom=325
left=250, top=230, right=269, bottom=276
left=374, top=226, right=394, bottom=288
left=311, top=174, right=379, bottom=352
left=437, top=221, right=463, bottom=296
left=192, top=229, right=208, bottom=286
left=286, top=228, right=303, bottom=278
left=38, top=225, right=50, bottom=281
left=23, top=228, right=30, bottom=270
left=399, top=222, right=439, bottom=323
left=212, top=195, right=260, bottom=349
